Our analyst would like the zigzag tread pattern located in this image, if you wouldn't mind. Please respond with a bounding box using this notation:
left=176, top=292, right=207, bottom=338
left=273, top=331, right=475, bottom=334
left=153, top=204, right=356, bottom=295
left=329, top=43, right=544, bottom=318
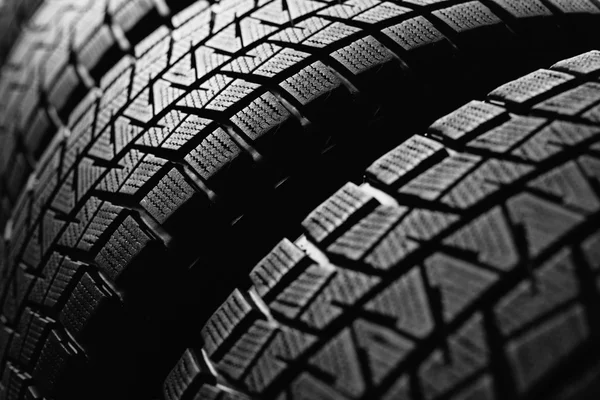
left=167, top=51, right=600, bottom=400
left=2, top=2, right=600, bottom=399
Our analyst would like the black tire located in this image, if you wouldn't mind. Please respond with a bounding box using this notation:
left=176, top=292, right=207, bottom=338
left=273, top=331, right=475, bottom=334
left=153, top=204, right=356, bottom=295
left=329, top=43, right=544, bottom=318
left=2, top=1, right=600, bottom=400
left=165, top=50, right=600, bottom=400
left=0, top=0, right=196, bottom=216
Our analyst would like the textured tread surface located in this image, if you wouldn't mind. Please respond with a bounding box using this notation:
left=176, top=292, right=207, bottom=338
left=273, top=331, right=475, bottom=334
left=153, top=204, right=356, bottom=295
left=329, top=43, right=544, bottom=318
left=3, top=1, right=600, bottom=400
left=166, top=51, right=600, bottom=400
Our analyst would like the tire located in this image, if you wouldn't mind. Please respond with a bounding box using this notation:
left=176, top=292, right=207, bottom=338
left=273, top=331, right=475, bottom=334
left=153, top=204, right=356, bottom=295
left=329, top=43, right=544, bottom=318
left=2, top=1, right=600, bottom=400
left=0, top=0, right=196, bottom=215
left=165, top=50, right=600, bottom=400
left=0, top=0, right=43, bottom=68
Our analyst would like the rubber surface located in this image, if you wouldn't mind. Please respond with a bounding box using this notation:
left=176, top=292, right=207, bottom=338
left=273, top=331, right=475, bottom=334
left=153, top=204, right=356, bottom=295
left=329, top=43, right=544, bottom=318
left=165, top=50, right=600, bottom=400
left=0, top=0, right=43, bottom=66
left=0, top=0, right=196, bottom=226
left=2, top=1, right=600, bottom=399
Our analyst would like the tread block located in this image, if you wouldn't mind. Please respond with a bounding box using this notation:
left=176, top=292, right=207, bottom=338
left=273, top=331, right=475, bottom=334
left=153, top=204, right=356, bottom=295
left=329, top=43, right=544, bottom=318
left=161, top=114, right=211, bottom=151
left=45, top=258, right=81, bottom=309
left=578, top=154, right=600, bottom=183
left=365, top=209, right=458, bottom=270
left=0, top=325, right=11, bottom=372
left=269, top=16, right=330, bottom=44
left=354, top=319, right=414, bottom=385
left=367, top=135, right=446, bottom=188
left=201, top=289, right=255, bottom=358
left=21, top=223, right=42, bottom=269
left=45, top=212, right=65, bottom=257
left=432, top=2, right=502, bottom=32
left=59, top=272, right=109, bottom=338
left=495, top=249, right=578, bottom=336
left=205, top=80, right=259, bottom=112
left=382, top=376, right=411, bottom=400
left=399, top=153, right=481, bottom=200
left=244, top=327, right=317, bottom=393
left=302, top=22, right=361, bottom=48
left=163, top=53, right=196, bottom=87
left=317, top=0, right=378, bottom=20
left=2, top=267, right=34, bottom=323
left=206, top=17, right=272, bottom=54
left=403, top=0, right=463, bottom=5
left=383, top=15, right=445, bottom=51
left=28, top=255, right=79, bottom=309
left=10, top=308, right=51, bottom=368
left=193, top=384, right=249, bottom=400
left=78, top=25, right=115, bottom=71
left=43, top=214, right=65, bottom=264
left=445, top=207, right=518, bottom=270
left=279, top=61, right=342, bottom=106
left=178, top=75, right=233, bottom=110
left=301, top=182, right=377, bottom=244
left=545, top=0, right=600, bottom=13
left=163, top=349, right=202, bottom=400
left=152, top=80, right=185, bottom=116
left=185, top=128, right=243, bottom=181
left=489, top=0, right=552, bottom=18
left=290, top=373, right=344, bottom=400
left=529, top=161, right=600, bottom=213
left=507, top=193, right=583, bottom=257
left=366, top=267, right=434, bottom=338
left=98, top=149, right=144, bottom=193
left=231, top=91, right=292, bottom=141
left=441, top=159, right=533, bottom=208
left=581, top=102, right=600, bottom=123
left=32, top=330, right=73, bottom=395
left=217, top=319, right=277, bottom=380
left=120, top=154, right=167, bottom=196
left=488, top=69, right=574, bottom=105
left=331, top=36, right=394, bottom=76
left=426, top=253, right=498, bottom=321
left=270, top=264, right=334, bottom=320
left=352, top=3, right=411, bottom=24
left=135, top=112, right=183, bottom=148
left=124, top=88, right=154, bottom=123
left=1, top=363, right=28, bottom=400
left=429, top=101, right=506, bottom=141
left=223, top=47, right=270, bottom=76
left=533, top=82, right=600, bottom=116
left=452, top=375, right=494, bottom=400
left=252, top=48, right=311, bottom=78
left=249, top=238, right=308, bottom=298
left=310, top=328, right=366, bottom=398
left=468, top=115, right=547, bottom=153
left=327, top=205, right=407, bottom=261
left=552, top=50, right=600, bottom=75
left=358, top=229, right=412, bottom=272
left=94, top=215, right=152, bottom=281
left=419, top=314, right=488, bottom=400
left=50, top=172, right=76, bottom=216
left=140, top=168, right=196, bottom=224
left=77, top=159, right=105, bottom=202
left=77, top=200, right=122, bottom=252
left=114, top=0, right=155, bottom=33
left=301, top=269, right=379, bottom=329
left=48, top=66, right=79, bottom=112
left=581, top=231, right=600, bottom=271
left=507, top=305, right=589, bottom=393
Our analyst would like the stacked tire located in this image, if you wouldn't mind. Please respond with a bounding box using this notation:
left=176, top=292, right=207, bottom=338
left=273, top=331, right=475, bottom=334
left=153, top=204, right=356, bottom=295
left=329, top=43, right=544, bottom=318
left=1, top=1, right=600, bottom=399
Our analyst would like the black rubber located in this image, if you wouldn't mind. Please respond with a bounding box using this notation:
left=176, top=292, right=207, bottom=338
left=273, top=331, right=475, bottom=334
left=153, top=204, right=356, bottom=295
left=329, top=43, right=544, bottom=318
left=0, top=0, right=43, bottom=67
left=0, top=0, right=197, bottom=223
left=165, top=50, right=600, bottom=400
left=2, top=1, right=600, bottom=400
